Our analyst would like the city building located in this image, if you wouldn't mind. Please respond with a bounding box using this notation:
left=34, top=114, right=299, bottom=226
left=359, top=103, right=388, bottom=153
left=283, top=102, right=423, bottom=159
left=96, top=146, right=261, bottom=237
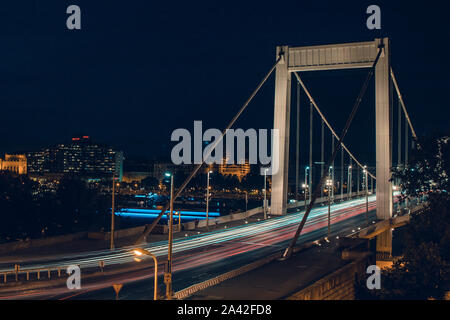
left=26, top=136, right=123, bottom=181
left=0, top=154, right=27, bottom=175
left=218, top=158, right=250, bottom=181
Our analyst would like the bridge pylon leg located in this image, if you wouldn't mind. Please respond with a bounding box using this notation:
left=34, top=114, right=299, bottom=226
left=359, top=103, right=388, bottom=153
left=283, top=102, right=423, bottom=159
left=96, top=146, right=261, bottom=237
left=375, top=37, right=393, bottom=261
left=271, top=46, right=291, bottom=215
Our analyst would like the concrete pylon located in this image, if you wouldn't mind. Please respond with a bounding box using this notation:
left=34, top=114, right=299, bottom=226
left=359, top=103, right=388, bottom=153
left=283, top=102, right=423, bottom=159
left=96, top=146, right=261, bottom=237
left=271, top=46, right=291, bottom=215
left=375, top=38, right=393, bottom=260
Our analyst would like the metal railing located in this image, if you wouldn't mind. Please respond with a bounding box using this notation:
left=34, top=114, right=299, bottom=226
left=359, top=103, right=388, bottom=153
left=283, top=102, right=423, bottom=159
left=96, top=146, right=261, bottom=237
left=0, top=263, right=87, bottom=284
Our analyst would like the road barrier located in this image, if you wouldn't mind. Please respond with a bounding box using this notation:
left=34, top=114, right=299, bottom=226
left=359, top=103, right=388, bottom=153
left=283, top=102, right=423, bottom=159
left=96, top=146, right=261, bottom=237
left=0, top=263, right=88, bottom=284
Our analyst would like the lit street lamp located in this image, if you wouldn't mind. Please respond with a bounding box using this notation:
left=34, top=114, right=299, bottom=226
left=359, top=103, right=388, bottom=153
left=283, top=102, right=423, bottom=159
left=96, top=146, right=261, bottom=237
left=133, top=248, right=158, bottom=300
left=302, top=183, right=307, bottom=210
left=347, top=166, right=352, bottom=200
left=326, top=178, right=333, bottom=237
left=363, top=166, right=368, bottom=226
left=206, top=170, right=212, bottom=231
left=304, top=166, right=310, bottom=207
left=164, top=171, right=174, bottom=300
left=110, top=173, right=116, bottom=250
left=328, top=166, right=334, bottom=201
left=263, top=168, right=268, bottom=219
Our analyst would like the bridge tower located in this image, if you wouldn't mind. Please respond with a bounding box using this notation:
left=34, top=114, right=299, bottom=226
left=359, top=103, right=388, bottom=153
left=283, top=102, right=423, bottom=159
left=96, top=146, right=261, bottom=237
left=271, top=38, right=393, bottom=258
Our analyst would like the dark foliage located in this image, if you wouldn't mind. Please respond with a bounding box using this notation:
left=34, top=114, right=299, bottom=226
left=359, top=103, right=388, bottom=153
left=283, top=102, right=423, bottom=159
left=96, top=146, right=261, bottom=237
left=0, top=173, right=110, bottom=242
left=356, top=134, right=449, bottom=299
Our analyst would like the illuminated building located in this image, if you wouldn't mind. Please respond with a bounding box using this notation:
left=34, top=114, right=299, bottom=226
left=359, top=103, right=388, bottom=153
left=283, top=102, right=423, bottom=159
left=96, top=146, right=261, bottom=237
left=0, top=154, right=27, bottom=175
left=218, top=158, right=250, bottom=181
left=26, top=136, right=123, bottom=180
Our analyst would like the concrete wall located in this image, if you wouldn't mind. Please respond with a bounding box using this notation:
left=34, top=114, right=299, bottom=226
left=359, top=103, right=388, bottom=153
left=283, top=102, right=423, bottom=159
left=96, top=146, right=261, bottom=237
left=286, top=256, right=370, bottom=300
left=0, top=222, right=178, bottom=255
left=182, top=206, right=265, bottom=230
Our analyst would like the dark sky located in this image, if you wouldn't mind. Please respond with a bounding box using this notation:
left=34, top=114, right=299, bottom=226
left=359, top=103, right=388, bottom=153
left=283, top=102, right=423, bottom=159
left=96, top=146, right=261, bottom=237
left=0, top=1, right=449, bottom=165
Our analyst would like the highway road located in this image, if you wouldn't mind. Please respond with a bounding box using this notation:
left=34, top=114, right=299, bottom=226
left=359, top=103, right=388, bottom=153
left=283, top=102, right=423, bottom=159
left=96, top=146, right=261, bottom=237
left=0, top=195, right=379, bottom=300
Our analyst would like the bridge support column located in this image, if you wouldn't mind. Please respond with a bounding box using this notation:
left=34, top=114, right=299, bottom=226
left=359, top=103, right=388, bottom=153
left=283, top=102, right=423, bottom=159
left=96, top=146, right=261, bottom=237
left=375, top=38, right=393, bottom=259
left=376, top=229, right=393, bottom=260
left=271, top=46, right=291, bottom=215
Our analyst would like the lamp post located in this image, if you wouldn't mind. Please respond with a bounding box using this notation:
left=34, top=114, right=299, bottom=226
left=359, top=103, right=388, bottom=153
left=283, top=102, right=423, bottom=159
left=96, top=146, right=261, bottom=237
left=326, top=178, right=332, bottom=237
left=363, top=166, right=368, bottom=226
left=328, top=166, right=334, bottom=202
left=133, top=248, right=158, bottom=300
left=347, top=166, right=352, bottom=200
left=206, top=170, right=212, bottom=231
left=263, top=168, right=268, bottom=219
left=304, top=166, right=310, bottom=206
left=164, top=172, right=174, bottom=300
left=110, top=173, right=116, bottom=250
left=302, top=184, right=307, bottom=210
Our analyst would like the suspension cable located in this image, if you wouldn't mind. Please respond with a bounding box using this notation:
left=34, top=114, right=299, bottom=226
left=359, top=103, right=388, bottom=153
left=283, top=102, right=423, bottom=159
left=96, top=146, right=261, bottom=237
left=282, top=45, right=384, bottom=259
left=390, top=68, right=418, bottom=141
left=293, top=72, right=376, bottom=180
left=134, top=54, right=283, bottom=245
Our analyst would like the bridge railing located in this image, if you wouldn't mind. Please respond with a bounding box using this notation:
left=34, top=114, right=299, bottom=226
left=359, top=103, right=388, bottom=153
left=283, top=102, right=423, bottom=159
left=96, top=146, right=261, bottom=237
left=0, top=263, right=89, bottom=284
left=287, top=190, right=372, bottom=210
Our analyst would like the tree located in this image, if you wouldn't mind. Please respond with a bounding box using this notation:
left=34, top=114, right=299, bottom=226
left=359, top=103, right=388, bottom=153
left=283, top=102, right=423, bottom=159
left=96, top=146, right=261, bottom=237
left=356, top=134, right=450, bottom=299
left=53, top=175, right=109, bottom=234
left=0, top=173, right=110, bottom=242
left=0, top=172, right=39, bottom=240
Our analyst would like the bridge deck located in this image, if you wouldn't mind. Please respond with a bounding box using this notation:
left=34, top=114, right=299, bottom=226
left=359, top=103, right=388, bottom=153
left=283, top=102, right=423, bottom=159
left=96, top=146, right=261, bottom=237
left=187, top=239, right=368, bottom=300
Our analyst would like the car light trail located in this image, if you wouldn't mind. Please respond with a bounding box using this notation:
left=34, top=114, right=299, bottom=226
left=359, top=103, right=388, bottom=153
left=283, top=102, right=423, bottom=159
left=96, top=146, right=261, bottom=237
left=0, top=195, right=381, bottom=299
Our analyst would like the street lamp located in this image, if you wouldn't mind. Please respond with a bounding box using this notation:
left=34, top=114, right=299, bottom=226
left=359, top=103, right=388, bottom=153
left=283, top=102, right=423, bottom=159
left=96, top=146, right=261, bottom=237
left=263, top=168, right=268, bottom=219
left=133, top=248, right=158, bottom=300
left=326, top=178, right=333, bottom=237
left=347, top=166, right=352, bottom=200
left=363, top=166, right=368, bottom=226
left=110, top=173, right=116, bottom=250
left=304, top=166, right=310, bottom=206
left=328, top=166, right=334, bottom=201
left=302, top=183, right=307, bottom=210
left=164, top=171, right=174, bottom=300
left=206, top=170, right=212, bottom=231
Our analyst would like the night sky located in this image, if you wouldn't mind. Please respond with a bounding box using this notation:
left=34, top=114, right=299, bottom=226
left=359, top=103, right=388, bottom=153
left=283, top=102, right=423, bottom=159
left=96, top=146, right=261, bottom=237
left=0, top=1, right=449, bottom=166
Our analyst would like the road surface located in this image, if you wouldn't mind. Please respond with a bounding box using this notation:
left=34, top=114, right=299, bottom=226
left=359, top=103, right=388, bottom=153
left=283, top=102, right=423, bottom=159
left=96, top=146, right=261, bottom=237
left=0, top=196, right=379, bottom=300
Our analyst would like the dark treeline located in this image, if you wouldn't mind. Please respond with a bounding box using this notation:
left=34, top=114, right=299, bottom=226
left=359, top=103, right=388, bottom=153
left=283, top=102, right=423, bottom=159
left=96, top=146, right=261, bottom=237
left=0, top=173, right=110, bottom=243
left=356, top=134, right=450, bottom=300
